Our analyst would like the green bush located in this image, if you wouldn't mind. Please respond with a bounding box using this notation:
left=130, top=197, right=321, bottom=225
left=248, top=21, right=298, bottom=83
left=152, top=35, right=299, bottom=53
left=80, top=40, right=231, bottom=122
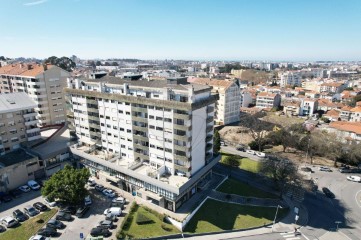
left=161, top=223, right=173, bottom=232
left=223, top=156, right=240, bottom=167
left=136, top=212, right=154, bottom=225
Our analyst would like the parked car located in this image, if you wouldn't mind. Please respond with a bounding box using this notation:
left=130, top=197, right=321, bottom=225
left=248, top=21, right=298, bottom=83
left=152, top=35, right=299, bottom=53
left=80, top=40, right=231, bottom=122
left=347, top=176, right=361, bottom=182
left=1, top=216, right=19, bottom=228
left=55, top=211, right=73, bottom=221
left=61, top=206, right=77, bottom=215
left=105, top=213, right=117, bottom=222
left=24, top=205, right=39, bottom=217
left=37, top=227, right=57, bottom=237
left=255, top=151, right=266, bottom=158
left=27, top=180, right=40, bottom=190
left=300, top=167, right=313, bottom=172
left=13, top=209, right=28, bottom=222
left=98, top=220, right=114, bottom=229
left=19, top=185, right=31, bottom=192
left=102, top=189, right=116, bottom=198
left=95, top=184, right=105, bottom=192
left=103, top=207, right=122, bottom=216
left=46, top=219, right=65, bottom=229
left=29, top=235, right=50, bottom=240
left=88, top=178, right=96, bottom=187
left=112, top=197, right=126, bottom=204
left=349, top=168, right=361, bottom=173
left=33, top=202, right=48, bottom=212
left=236, top=147, right=245, bottom=152
left=90, top=227, right=111, bottom=237
left=76, top=205, right=89, bottom=218
left=322, top=187, right=335, bottom=198
left=84, top=195, right=92, bottom=206
left=246, top=149, right=255, bottom=155
left=10, top=189, right=23, bottom=198
left=0, top=193, right=12, bottom=202
left=220, top=141, right=227, bottom=146
left=339, top=167, right=352, bottom=173
left=0, top=225, right=6, bottom=233
left=319, top=166, right=332, bottom=172
left=44, top=197, right=57, bottom=207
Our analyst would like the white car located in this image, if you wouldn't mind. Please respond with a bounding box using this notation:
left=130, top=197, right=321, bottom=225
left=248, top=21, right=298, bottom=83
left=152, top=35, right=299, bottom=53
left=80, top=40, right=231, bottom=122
left=347, top=176, right=361, bottom=182
left=112, top=197, right=125, bottom=204
left=102, top=189, right=116, bottom=198
left=19, top=185, right=31, bottom=192
left=103, top=207, right=122, bottom=216
left=29, top=235, right=50, bottom=240
left=1, top=216, right=18, bottom=228
left=319, top=166, right=332, bottom=172
left=84, top=195, right=92, bottom=205
left=27, top=180, right=40, bottom=190
left=246, top=150, right=255, bottom=155
left=255, top=152, right=266, bottom=158
left=44, top=197, right=57, bottom=207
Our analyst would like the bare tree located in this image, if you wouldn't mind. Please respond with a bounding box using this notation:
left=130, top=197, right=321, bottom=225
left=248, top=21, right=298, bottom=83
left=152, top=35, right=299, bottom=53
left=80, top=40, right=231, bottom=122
left=239, top=112, right=274, bottom=151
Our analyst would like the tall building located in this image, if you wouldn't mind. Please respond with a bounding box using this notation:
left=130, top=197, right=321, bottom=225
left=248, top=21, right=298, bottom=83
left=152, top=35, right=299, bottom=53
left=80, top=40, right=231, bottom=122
left=280, top=72, right=302, bottom=87
left=0, top=63, right=71, bottom=126
left=190, top=78, right=240, bottom=125
left=66, top=77, right=219, bottom=211
left=0, top=92, right=41, bottom=155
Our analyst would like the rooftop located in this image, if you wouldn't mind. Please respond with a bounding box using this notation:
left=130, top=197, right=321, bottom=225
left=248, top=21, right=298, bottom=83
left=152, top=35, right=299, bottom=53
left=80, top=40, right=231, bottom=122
left=0, top=63, right=53, bottom=77
left=190, top=78, right=236, bottom=90
left=0, top=149, right=36, bottom=168
left=0, top=92, right=37, bottom=114
left=329, top=121, right=361, bottom=135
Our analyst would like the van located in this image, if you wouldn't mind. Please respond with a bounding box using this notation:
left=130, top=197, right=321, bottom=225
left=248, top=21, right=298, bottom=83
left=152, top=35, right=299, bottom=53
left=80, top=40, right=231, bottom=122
left=103, top=207, right=122, bottom=217
left=27, top=180, right=40, bottom=190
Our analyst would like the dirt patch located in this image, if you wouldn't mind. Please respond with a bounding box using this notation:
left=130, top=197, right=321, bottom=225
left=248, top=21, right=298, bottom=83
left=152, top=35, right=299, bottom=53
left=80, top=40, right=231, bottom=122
left=267, top=146, right=335, bottom=167
left=261, top=113, right=305, bottom=128
left=219, top=126, right=254, bottom=146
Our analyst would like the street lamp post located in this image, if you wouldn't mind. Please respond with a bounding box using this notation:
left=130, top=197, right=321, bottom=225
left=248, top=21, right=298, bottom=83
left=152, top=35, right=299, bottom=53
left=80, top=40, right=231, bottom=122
left=272, top=205, right=280, bottom=232
left=335, top=221, right=342, bottom=231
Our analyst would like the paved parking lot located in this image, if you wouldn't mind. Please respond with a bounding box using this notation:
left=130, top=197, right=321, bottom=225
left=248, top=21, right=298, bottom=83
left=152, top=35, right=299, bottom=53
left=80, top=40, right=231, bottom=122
left=0, top=185, right=129, bottom=240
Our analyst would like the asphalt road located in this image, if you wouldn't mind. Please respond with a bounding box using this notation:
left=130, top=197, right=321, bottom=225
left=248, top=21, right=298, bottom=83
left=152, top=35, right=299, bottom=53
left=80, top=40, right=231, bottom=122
left=301, top=165, right=361, bottom=240
left=227, top=232, right=306, bottom=240
left=221, top=145, right=262, bottom=161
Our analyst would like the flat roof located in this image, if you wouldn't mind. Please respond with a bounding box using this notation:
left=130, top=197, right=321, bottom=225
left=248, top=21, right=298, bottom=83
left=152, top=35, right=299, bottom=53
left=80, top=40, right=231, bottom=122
left=0, top=149, right=36, bottom=168
left=0, top=92, right=37, bottom=114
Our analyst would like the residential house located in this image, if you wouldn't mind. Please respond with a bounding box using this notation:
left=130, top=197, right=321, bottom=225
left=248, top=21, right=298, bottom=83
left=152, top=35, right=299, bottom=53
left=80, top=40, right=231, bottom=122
left=350, top=106, right=361, bottom=122
left=240, top=91, right=253, bottom=108
left=328, top=122, right=361, bottom=143
left=323, top=109, right=341, bottom=122
left=340, top=106, right=353, bottom=121
left=283, top=100, right=301, bottom=116
left=320, top=82, right=346, bottom=93
left=300, top=99, right=318, bottom=116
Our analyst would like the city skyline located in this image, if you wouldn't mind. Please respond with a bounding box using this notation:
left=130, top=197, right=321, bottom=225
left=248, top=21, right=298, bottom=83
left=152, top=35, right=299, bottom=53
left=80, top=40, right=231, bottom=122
left=1, top=0, right=361, bottom=61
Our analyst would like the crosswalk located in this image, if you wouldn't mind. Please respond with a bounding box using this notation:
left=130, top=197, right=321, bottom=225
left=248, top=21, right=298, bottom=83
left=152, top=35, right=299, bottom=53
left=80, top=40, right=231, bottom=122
left=279, top=231, right=302, bottom=240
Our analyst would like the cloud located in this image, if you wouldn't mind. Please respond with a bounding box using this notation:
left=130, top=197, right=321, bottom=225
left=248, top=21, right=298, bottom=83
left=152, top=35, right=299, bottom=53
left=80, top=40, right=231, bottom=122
left=23, top=0, right=48, bottom=6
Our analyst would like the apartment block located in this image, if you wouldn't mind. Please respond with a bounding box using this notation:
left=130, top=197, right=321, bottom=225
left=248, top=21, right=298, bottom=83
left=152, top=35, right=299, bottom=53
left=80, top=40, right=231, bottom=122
left=66, top=77, right=219, bottom=211
left=300, top=99, right=318, bottom=116
left=0, top=63, right=71, bottom=126
left=320, top=82, right=346, bottom=93
left=0, top=92, right=41, bottom=155
left=256, top=92, right=281, bottom=109
left=190, top=78, right=240, bottom=125
left=280, top=72, right=302, bottom=87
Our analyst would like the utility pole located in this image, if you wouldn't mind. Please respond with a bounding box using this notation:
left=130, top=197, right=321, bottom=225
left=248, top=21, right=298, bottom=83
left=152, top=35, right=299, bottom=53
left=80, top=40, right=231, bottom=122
left=272, top=205, right=280, bottom=232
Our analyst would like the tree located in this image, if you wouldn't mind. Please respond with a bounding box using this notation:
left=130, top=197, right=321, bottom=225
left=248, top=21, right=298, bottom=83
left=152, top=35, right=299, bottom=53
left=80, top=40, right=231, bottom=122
left=260, top=155, right=300, bottom=195
left=223, top=155, right=240, bottom=167
left=267, top=128, right=295, bottom=152
left=41, top=165, right=90, bottom=205
left=240, top=112, right=274, bottom=151
left=213, top=129, right=221, bottom=154
left=44, top=56, right=76, bottom=72
left=345, top=141, right=361, bottom=165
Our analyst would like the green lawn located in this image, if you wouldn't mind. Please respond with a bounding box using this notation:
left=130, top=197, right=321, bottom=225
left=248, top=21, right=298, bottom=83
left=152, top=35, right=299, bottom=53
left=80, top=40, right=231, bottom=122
left=120, top=205, right=180, bottom=239
left=221, top=152, right=261, bottom=173
left=217, top=178, right=279, bottom=199
left=0, top=208, right=57, bottom=240
left=184, top=199, right=288, bottom=233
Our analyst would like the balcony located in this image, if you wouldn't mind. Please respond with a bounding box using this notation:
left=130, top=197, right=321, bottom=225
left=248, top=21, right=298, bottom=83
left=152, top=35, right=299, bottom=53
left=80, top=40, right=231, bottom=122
left=23, top=112, right=37, bottom=118
left=173, top=113, right=191, bottom=120
left=206, top=116, right=214, bottom=124
left=206, top=134, right=213, bottom=142
left=132, top=116, right=147, bottom=123
left=173, top=134, right=190, bottom=142
left=25, top=119, right=38, bottom=126
left=132, top=107, right=148, bottom=113
left=207, top=106, right=214, bottom=113
left=133, top=125, right=147, bottom=132
left=206, top=125, right=213, bottom=133
left=206, top=143, right=213, bottom=151
left=173, top=124, right=191, bottom=132
left=89, top=123, right=100, bottom=129
left=133, top=133, right=148, bottom=142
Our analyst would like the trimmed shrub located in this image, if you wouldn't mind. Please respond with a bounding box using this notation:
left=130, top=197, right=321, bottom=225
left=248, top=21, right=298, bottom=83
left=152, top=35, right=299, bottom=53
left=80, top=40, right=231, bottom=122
left=136, top=212, right=154, bottom=225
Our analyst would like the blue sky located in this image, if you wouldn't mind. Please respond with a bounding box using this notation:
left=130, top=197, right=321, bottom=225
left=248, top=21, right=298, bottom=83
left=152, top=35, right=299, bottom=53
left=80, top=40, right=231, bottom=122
left=1, top=0, right=361, bottom=60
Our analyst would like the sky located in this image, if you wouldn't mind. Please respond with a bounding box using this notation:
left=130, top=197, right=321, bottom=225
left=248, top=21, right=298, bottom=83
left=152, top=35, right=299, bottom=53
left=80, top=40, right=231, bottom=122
left=1, top=0, right=361, bottom=61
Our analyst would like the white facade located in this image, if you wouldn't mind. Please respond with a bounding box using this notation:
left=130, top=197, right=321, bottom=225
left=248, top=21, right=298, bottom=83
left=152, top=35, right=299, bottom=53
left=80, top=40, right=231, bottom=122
left=280, top=72, right=302, bottom=87
left=240, top=91, right=252, bottom=108
left=300, top=99, right=318, bottom=116
left=256, top=93, right=281, bottom=109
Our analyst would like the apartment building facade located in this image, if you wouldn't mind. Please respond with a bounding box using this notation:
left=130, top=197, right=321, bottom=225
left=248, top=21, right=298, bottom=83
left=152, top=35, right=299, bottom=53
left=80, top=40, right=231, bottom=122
left=280, top=72, right=302, bottom=87
left=0, top=63, right=70, bottom=126
left=256, top=92, right=281, bottom=109
left=0, top=92, right=41, bottom=155
left=190, top=78, right=240, bottom=125
left=300, top=99, right=318, bottom=116
left=66, top=77, right=219, bottom=211
left=320, top=82, right=346, bottom=93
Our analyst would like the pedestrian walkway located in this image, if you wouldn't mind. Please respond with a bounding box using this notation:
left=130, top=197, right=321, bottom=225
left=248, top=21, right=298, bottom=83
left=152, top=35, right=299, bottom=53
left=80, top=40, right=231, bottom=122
left=279, top=231, right=302, bottom=240
left=209, top=190, right=284, bottom=208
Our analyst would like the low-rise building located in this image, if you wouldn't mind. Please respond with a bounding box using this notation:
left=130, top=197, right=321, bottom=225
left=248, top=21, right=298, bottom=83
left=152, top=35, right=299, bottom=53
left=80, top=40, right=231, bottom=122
left=300, top=99, right=318, bottom=116
left=256, top=92, right=281, bottom=109
left=320, top=82, right=346, bottom=93
left=0, top=93, right=41, bottom=155
left=340, top=106, right=353, bottom=121
left=328, top=121, right=361, bottom=143
left=350, top=106, right=361, bottom=122
left=283, top=100, right=301, bottom=116
left=323, top=109, right=340, bottom=122
left=240, top=91, right=253, bottom=108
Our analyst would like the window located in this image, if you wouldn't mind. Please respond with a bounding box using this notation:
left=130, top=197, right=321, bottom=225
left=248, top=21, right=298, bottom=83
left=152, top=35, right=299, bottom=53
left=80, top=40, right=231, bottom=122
left=149, top=115, right=154, bottom=119
left=149, top=125, right=155, bottom=129
left=119, top=110, right=123, bottom=114
left=156, top=116, right=163, bottom=121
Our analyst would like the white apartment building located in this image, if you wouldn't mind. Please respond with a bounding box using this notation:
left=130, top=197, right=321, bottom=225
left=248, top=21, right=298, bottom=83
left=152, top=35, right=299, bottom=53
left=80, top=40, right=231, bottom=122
left=66, top=77, right=219, bottom=212
left=240, top=91, right=252, bottom=108
left=280, top=72, right=302, bottom=87
left=0, top=63, right=70, bottom=127
left=191, top=78, right=240, bottom=125
left=256, top=92, right=281, bottom=109
left=300, top=99, right=318, bottom=116
left=320, top=82, right=346, bottom=93
left=0, top=93, right=41, bottom=155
